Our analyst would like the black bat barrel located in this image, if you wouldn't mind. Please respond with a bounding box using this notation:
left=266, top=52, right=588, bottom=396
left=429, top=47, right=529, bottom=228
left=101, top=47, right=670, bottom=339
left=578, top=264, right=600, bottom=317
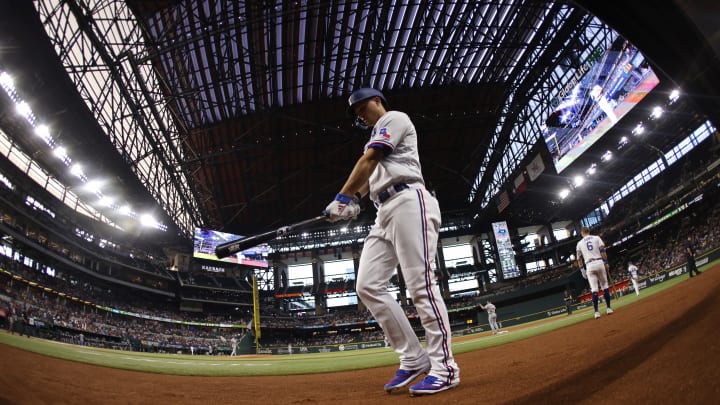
left=214, top=231, right=275, bottom=259
left=214, top=214, right=329, bottom=259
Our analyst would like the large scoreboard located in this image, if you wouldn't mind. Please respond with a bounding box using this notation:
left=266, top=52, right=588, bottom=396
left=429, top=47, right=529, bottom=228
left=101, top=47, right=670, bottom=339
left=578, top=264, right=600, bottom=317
left=193, top=228, right=270, bottom=268
left=492, top=221, right=520, bottom=279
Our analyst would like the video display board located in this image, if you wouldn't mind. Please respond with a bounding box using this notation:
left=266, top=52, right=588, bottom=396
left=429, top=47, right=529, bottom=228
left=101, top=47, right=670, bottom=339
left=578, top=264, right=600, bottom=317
left=543, top=39, right=660, bottom=173
left=492, top=221, right=520, bottom=279
left=193, top=228, right=269, bottom=268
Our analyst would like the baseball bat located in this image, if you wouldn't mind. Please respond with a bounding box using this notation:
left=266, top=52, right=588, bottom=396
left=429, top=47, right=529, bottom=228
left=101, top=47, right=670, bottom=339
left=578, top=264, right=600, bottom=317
left=214, top=214, right=328, bottom=259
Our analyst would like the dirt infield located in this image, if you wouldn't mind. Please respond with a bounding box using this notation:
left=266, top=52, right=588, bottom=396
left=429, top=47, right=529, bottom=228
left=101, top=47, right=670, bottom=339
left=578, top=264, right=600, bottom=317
left=2, top=265, right=719, bottom=404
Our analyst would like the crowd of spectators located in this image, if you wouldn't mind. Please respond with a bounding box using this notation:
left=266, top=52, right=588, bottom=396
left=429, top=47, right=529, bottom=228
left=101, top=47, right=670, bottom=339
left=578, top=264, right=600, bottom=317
left=0, top=249, right=501, bottom=350
left=5, top=190, right=717, bottom=352
left=0, top=193, right=174, bottom=283
left=2, top=169, right=718, bottom=353
left=0, top=272, right=249, bottom=352
left=596, top=192, right=720, bottom=296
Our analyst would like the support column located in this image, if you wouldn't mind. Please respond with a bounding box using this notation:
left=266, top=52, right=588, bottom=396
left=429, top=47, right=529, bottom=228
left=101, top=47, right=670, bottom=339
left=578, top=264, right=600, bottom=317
left=509, top=226, right=527, bottom=277
left=273, top=260, right=288, bottom=310
left=473, top=237, right=490, bottom=292
left=352, top=248, right=366, bottom=313
left=396, top=265, right=408, bottom=306
left=312, top=253, right=326, bottom=315
left=435, top=240, right=451, bottom=299
left=545, top=223, right=560, bottom=266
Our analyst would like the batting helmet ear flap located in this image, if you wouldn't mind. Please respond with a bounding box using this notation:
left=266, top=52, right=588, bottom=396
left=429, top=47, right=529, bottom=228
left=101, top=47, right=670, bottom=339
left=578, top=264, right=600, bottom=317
left=346, top=88, right=388, bottom=117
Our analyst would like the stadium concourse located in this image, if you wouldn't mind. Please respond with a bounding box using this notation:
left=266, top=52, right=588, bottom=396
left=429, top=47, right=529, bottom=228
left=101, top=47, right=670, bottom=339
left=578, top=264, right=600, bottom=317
left=1, top=263, right=719, bottom=404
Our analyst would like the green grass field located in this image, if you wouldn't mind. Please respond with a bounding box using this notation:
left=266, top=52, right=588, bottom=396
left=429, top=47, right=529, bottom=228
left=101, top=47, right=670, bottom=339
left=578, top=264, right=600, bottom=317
left=1, top=260, right=714, bottom=377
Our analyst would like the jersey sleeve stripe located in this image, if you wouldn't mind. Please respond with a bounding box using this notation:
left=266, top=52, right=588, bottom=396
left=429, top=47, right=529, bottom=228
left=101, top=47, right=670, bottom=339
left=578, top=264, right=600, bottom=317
left=367, top=142, right=393, bottom=155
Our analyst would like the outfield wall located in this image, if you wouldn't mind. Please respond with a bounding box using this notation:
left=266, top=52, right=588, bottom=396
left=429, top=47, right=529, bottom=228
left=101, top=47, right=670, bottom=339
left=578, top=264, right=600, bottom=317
left=259, top=248, right=719, bottom=354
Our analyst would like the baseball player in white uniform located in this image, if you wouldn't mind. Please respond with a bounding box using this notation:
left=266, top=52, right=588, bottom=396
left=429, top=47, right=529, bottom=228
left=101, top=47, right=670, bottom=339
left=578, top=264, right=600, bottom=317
left=230, top=336, right=238, bottom=356
left=627, top=261, right=640, bottom=296
left=480, top=301, right=500, bottom=334
left=575, top=226, right=614, bottom=319
left=324, top=88, right=459, bottom=396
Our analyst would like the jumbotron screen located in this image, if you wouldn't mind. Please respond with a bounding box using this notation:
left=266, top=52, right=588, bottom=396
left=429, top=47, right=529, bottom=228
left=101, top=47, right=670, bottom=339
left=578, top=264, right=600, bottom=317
left=542, top=38, right=660, bottom=173
left=193, top=228, right=269, bottom=268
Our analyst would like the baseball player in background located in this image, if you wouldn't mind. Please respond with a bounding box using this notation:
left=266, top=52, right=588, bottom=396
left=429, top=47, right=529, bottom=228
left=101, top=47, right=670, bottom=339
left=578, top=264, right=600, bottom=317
left=563, top=290, right=573, bottom=315
left=627, top=261, right=640, bottom=296
left=576, top=227, right=614, bottom=319
left=324, top=88, right=459, bottom=396
left=479, top=300, right=500, bottom=334
left=685, top=235, right=701, bottom=277
left=230, top=336, right=238, bottom=356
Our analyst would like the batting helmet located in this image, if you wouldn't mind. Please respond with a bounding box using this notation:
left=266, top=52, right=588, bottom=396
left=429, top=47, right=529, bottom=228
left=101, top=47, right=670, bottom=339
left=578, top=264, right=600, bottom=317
left=346, top=88, right=388, bottom=117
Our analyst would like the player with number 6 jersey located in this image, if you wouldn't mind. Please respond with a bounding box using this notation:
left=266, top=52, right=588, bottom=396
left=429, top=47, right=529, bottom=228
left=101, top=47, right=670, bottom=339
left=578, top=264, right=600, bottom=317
left=576, top=226, right=614, bottom=319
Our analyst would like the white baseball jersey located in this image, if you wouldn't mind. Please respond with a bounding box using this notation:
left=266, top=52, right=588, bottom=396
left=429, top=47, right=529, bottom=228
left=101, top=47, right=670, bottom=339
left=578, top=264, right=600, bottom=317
left=484, top=303, right=496, bottom=314
left=355, top=108, right=459, bottom=384
left=576, top=235, right=605, bottom=265
left=577, top=234, right=609, bottom=292
left=628, top=264, right=639, bottom=279
left=365, top=111, right=425, bottom=202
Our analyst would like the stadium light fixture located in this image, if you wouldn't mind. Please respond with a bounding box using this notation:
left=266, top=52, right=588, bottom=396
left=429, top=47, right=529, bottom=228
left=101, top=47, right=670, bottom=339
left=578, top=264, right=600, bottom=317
left=70, top=164, right=83, bottom=177
left=651, top=106, right=663, bottom=119
left=585, top=163, right=597, bottom=176
left=139, top=213, right=157, bottom=227
left=601, top=151, right=613, bottom=162
left=2, top=67, right=168, bottom=233
left=99, top=196, right=114, bottom=207
left=573, top=175, right=585, bottom=187
left=559, top=188, right=570, bottom=200
left=669, top=89, right=680, bottom=104
left=632, top=123, right=645, bottom=135
left=53, top=146, right=67, bottom=159
left=0, top=72, right=13, bottom=88
left=119, top=205, right=133, bottom=216
left=16, top=101, right=32, bottom=118
left=84, top=179, right=103, bottom=194
left=35, top=124, right=51, bottom=141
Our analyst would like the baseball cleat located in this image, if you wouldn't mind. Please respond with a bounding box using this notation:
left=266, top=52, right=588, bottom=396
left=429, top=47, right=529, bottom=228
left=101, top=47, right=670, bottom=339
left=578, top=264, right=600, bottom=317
left=606, top=308, right=614, bottom=315
left=384, top=367, right=429, bottom=392
left=409, top=375, right=460, bottom=396
left=594, top=312, right=601, bottom=319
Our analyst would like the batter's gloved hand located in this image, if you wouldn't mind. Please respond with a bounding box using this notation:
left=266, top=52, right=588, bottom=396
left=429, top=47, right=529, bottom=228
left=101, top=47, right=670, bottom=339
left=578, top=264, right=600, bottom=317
left=324, top=193, right=360, bottom=223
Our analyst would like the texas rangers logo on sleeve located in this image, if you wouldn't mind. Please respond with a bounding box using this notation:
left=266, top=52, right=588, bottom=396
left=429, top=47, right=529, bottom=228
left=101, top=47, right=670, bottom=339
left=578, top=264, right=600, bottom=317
left=368, top=126, right=394, bottom=154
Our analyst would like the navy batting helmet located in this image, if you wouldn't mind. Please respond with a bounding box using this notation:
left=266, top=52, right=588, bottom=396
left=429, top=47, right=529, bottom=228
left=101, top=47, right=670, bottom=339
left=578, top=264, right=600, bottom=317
left=346, top=88, right=387, bottom=117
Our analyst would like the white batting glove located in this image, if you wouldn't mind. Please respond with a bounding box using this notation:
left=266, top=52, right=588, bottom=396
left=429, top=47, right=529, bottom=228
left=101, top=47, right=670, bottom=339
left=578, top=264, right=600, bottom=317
left=324, top=193, right=360, bottom=223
